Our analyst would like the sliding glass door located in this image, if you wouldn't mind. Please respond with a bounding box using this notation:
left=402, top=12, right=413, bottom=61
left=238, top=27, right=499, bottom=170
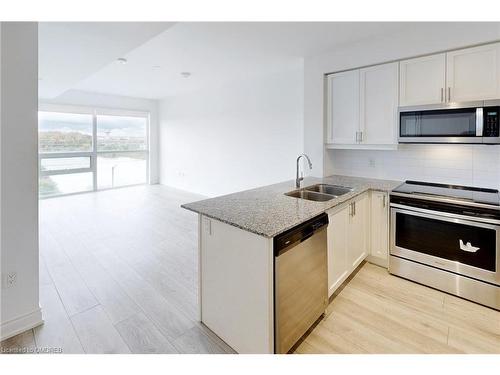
left=38, top=111, right=95, bottom=197
left=38, top=108, right=149, bottom=198
left=96, top=114, right=148, bottom=189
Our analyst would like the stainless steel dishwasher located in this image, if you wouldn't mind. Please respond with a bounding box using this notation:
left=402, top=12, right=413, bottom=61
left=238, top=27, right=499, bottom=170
left=274, top=213, right=329, bottom=354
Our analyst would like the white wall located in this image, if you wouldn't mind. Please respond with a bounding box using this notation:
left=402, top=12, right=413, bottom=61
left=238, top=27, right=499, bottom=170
left=41, top=90, right=160, bottom=184
left=0, top=22, right=42, bottom=340
left=304, top=22, right=500, bottom=185
left=159, top=65, right=304, bottom=197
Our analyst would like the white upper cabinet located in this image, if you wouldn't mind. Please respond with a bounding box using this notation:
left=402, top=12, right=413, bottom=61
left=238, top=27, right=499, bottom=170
left=446, top=43, right=500, bottom=102
left=326, top=70, right=359, bottom=144
left=326, top=62, right=398, bottom=148
left=400, top=43, right=500, bottom=106
left=399, top=53, right=446, bottom=106
left=360, top=62, right=399, bottom=145
left=326, top=42, right=500, bottom=148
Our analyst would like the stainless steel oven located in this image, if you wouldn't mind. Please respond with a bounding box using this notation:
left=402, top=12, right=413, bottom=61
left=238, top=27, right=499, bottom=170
left=398, top=100, right=500, bottom=144
left=389, top=181, right=500, bottom=310
left=391, top=206, right=500, bottom=286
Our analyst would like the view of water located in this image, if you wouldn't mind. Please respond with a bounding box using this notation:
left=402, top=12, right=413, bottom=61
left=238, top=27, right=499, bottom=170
left=40, top=155, right=147, bottom=197
left=38, top=111, right=149, bottom=198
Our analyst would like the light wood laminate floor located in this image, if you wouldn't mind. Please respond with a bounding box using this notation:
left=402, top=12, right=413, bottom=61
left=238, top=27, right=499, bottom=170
left=2, top=185, right=234, bottom=354
left=1, top=185, right=499, bottom=354
left=295, top=262, right=500, bottom=354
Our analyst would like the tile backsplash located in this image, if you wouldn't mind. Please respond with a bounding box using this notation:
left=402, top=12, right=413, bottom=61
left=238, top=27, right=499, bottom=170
left=330, top=144, right=500, bottom=189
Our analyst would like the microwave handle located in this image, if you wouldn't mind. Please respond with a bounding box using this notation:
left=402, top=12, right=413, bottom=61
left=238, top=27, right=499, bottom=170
left=476, top=108, right=483, bottom=136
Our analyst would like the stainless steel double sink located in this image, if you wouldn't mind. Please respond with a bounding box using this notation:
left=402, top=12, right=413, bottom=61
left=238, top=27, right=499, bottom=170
left=285, top=184, right=353, bottom=202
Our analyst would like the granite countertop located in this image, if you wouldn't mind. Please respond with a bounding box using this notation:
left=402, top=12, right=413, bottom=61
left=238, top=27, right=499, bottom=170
left=181, top=175, right=402, bottom=238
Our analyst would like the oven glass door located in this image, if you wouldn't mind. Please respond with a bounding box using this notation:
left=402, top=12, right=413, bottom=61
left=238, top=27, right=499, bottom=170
left=400, top=108, right=478, bottom=138
left=391, top=207, right=499, bottom=285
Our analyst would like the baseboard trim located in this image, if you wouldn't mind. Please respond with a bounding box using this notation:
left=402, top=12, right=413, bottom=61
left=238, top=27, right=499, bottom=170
left=0, top=307, right=44, bottom=341
left=366, top=255, right=388, bottom=268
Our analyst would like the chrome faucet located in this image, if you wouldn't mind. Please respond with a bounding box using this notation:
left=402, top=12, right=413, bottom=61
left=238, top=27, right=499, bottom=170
left=296, top=154, right=313, bottom=188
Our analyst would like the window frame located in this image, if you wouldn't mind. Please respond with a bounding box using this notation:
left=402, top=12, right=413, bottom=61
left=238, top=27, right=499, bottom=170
left=39, top=153, right=93, bottom=176
left=38, top=103, right=150, bottom=198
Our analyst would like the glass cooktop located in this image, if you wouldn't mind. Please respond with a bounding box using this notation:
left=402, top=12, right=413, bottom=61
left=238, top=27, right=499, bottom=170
left=391, top=180, right=500, bottom=207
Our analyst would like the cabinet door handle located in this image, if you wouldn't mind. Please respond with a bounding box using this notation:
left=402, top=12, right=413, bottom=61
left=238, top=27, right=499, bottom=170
left=353, top=201, right=356, bottom=216
left=448, top=87, right=451, bottom=102
left=382, top=195, right=386, bottom=208
left=441, top=88, right=444, bottom=103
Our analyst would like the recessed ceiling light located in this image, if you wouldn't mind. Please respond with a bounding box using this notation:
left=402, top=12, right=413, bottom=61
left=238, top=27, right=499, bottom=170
left=152, top=65, right=161, bottom=69
left=181, top=72, right=191, bottom=78
left=117, top=58, right=128, bottom=65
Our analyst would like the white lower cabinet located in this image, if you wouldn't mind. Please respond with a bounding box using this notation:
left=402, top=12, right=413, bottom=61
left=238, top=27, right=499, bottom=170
left=369, top=191, right=389, bottom=267
left=347, top=192, right=369, bottom=269
left=327, top=204, right=349, bottom=296
left=327, top=192, right=369, bottom=297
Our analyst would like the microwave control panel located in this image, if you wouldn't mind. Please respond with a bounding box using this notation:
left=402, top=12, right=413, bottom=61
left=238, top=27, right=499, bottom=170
left=484, top=107, right=500, bottom=137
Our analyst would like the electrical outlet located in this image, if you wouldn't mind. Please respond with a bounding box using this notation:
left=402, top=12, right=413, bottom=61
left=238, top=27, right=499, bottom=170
left=2, top=272, right=17, bottom=289
left=7, top=272, right=17, bottom=287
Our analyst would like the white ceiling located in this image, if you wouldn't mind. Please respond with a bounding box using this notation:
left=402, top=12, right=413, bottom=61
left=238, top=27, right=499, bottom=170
left=39, top=22, right=410, bottom=100
left=38, top=22, right=174, bottom=98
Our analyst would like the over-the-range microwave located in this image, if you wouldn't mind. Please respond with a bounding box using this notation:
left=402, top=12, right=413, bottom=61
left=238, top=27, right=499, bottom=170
left=398, top=100, right=500, bottom=144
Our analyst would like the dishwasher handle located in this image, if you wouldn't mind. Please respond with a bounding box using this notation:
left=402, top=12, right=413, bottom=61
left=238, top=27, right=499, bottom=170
left=274, top=213, right=329, bottom=257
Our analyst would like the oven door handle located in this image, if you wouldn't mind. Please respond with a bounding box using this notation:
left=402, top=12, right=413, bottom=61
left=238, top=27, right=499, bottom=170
left=390, top=202, right=500, bottom=226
